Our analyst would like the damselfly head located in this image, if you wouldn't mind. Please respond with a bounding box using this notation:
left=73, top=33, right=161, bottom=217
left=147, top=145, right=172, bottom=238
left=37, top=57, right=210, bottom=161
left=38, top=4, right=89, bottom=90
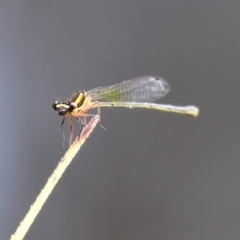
left=52, top=101, right=73, bottom=116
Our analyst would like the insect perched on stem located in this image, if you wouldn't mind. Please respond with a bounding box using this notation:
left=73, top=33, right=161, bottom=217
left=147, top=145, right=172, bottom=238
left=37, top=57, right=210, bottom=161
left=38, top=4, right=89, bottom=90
left=53, top=76, right=199, bottom=143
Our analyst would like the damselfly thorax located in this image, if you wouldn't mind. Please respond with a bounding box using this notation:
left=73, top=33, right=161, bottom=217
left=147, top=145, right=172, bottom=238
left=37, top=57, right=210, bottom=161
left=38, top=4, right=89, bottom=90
left=52, top=90, right=101, bottom=143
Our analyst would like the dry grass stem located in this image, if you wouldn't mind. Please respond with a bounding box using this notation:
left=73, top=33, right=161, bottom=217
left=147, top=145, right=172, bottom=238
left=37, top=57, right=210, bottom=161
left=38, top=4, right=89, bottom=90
left=10, top=115, right=99, bottom=240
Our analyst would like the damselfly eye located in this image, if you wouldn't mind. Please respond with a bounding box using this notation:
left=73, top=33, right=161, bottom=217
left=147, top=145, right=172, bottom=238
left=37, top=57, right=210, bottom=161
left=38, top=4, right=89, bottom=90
left=52, top=102, right=59, bottom=111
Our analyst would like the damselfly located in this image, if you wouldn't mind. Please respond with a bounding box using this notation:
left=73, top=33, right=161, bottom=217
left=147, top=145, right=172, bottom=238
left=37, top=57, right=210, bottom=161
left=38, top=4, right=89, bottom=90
left=53, top=76, right=199, bottom=142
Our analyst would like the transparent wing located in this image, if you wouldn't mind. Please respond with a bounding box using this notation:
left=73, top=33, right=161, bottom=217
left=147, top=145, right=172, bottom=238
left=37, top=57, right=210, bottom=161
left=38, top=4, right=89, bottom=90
left=87, top=76, right=170, bottom=102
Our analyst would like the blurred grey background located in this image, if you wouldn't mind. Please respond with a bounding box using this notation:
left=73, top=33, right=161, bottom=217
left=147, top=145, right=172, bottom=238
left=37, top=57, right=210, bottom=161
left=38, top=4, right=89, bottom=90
left=1, top=1, right=240, bottom=239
